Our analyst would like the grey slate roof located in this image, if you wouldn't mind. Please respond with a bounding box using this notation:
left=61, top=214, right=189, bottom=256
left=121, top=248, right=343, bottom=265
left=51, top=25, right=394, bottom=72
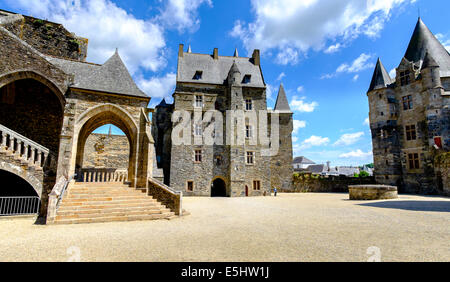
left=274, top=83, right=291, bottom=111
left=422, top=51, right=439, bottom=69
left=368, top=58, right=392, bottom=92
left=404, top=18, right=450, bottom=76
left=293, top=156, right=315, bottom=165
left=46, top=50, right=148, bottom=98
left=177, top=52, right=265, bottom=87
left=306, top=164, right=326, bottom=174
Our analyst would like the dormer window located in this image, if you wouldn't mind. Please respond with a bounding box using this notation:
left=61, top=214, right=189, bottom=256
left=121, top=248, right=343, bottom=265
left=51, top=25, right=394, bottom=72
left=242, top=74, right=251, bottom=84
left=400, top=70, right=410, bottom=86
left=193, top=71, right=203, bottom=80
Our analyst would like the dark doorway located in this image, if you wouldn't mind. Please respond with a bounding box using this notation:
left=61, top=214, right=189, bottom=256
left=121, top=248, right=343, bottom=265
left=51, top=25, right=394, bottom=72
left=211, top=178, right=227, bottom=197
left=245, top=185, right=249, bottom=197
left=0, top=170, right=38, bottom=197
left=0, top=170, right=40, bottom=215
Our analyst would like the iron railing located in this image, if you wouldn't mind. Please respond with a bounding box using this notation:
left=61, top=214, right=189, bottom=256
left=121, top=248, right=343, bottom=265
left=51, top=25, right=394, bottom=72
left=0, top=196, right=40, bottom=216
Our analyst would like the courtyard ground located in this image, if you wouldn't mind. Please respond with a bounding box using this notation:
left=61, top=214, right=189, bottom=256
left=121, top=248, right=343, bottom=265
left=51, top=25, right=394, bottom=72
left=0, top=193, right=449, bottom=262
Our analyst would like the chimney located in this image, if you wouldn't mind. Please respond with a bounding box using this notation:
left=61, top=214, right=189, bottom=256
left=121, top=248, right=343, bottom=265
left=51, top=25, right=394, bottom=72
left=252, top=49, right=260, bottom=66
left=326, top=161, right=330, bottom=171
left=213, top=48, right=218, bottom=60
left=178, top=44, right=184, bottom=58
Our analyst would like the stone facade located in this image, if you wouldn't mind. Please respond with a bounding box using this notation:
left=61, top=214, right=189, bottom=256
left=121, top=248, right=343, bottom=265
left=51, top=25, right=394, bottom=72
left=153, top=45, right=293, bottom=196
left=367, top=18, right=450, bottom=195
left=82, top=133, right=129, bottom=169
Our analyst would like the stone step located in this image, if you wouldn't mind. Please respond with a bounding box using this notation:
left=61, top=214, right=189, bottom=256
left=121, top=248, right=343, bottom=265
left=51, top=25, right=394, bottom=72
left=59, top=198, right=159, bottom=207
left=57, top=206, right=168, bottom=216
left=53, top=212, right=175, bottom=225
left=68, top=189, right=146, bottom=195
left=73, top=182, right=130, bottom=187
left=56, top=209, right=167, bottom=220
left=65, top=194, right=152, bottom=200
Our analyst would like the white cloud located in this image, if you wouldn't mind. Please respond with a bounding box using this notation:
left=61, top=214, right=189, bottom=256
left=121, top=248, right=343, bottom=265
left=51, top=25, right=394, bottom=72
left=333, top=132, right=364, bottom=146
left=296, top=85, right=304, bottom=93
left=137, top=72, right=176, bottom=102
left=276, top=72, right=286, bottom=81
left=290, top=96, right=318, bottom=112
left=293, top=120, right=307, bottom=134
left=389, top=68, right=396, bottom=79
left=7, top=0, right=168, bottom=74
left=353, top=74, right=359, bottom=81
left=298, top=135, right=330, bottom=150
left=324, top=43, right=342, bottom=54
left=436, top=33, right=450, bottom=52
left=266, top=83, right=277, bottom=102
left=363, top=117, right=370, bottom=126
left=231, top=0, right=414, bottom=63
left=157, top=0, right=212, bottom=33
left=323, top=53, right=374, bottom=79
left=339, top=149, right=373, bottom=159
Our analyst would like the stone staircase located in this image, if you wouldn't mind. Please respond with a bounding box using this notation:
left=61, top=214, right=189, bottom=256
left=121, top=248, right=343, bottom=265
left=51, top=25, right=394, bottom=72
left=53, top=182, right=176, bottom=224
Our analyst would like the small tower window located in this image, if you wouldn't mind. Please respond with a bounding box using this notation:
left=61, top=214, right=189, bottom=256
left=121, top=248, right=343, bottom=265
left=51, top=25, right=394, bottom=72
left=405, top=125, right=417, bottom=141
left=193, top=71, right=203, bottom=80
left=242, top=74, right=251, bottom=84
left=245, top=99, right=253, bottom=110
left=246, top=125, right=253, bottom=138
left=195, top=95, right=203, bottom=107
left=194, top=150, right=202, bottom=163
left=246, top=151, right=254, bottom=164
left=253, top=180, right=261, bottom=190
left=402, top=95, right=413, bottom=110
left=194, top=123, right=202, bottom=136
left=400, top=70, right=410, bottom=86
left=187, top=181, right=194, bottom=192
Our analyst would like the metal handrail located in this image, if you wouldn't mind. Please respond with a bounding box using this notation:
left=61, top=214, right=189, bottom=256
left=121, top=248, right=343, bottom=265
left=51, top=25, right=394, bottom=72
left=0, top=196, right=40, bottom=216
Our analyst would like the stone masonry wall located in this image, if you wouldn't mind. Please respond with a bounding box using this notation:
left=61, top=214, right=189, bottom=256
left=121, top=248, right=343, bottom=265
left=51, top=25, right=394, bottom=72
left=82, top=133, right=129, bottom=169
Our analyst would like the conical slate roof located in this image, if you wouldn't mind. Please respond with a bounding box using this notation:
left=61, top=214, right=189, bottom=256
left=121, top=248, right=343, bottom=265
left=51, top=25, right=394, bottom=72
left=368, top=58, right=392, bottom=92
left=404, top=18, right=450, bottom=75
left=234, top=48, right=239, bottom=57
left=229, top=61, right=241, bottom=74
left=274, top=83, right=291, bottom=111
left=156, top=98, right=170, bottom=108
left=422, top=51, right=439, bottom=69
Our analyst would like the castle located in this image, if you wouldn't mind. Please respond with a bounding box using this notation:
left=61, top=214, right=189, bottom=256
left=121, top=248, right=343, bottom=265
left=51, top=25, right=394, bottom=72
left=0, top=10, right=293, bottom=223
left=152, top=45, right=293, bottom=197
left=367, top=18, right=450, bottom=195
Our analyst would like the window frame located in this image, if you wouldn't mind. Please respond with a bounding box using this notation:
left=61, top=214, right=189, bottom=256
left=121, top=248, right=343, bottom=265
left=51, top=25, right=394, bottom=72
left=252, top=180, right=261, bottom=191
left=408, top=153, right=420, bottom=169
left=194, top=149, right=202, bottom=163
left=194, top=94, right=203, bottom=108
left=246, top=151, right=255, bottom=165
left=186, top=181, right=194, bottom=192
left=405, top=124, right=417, bottom=141
left=245, top=98, right=253, bottom=111
left=402, top=95, right=413, bottom=110
left=400, top=70, right=411, bottom=86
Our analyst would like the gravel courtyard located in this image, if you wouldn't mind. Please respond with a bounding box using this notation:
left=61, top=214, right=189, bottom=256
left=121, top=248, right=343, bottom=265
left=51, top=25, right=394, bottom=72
left=0, top=193, right=449, bottom=262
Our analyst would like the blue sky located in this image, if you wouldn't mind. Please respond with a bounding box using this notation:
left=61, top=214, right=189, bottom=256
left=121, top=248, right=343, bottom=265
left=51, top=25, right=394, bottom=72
left=2, top=0, right=449, bottom=166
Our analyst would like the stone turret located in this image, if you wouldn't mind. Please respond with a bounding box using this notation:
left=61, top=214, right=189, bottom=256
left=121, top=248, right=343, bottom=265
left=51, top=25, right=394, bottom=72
left=368, top=58, right=392, bottom=92
left=421, top=52, right=442, bottom=90
left=228, top=61, right=241, bottom=86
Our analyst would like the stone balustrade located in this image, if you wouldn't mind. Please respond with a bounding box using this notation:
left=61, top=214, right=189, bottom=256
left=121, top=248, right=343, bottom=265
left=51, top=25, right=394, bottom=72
left=148, top=177, right=182, bottom=216
left=0, top=124, right=50, bottom=169
left=77, top=168, right=128, bottom=183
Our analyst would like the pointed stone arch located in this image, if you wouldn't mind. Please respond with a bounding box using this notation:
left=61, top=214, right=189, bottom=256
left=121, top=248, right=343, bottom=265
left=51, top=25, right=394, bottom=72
left=69, top=104, right=139, bottom=185
left=0, top=163, right=43, bottom=197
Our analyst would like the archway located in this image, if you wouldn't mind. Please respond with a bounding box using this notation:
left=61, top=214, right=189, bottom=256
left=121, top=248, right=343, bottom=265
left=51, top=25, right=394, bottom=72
left=73, top=104, right=138, bottom=184
left=0, top=170, right=41, bottom=215
left=211, top=177, right=227, bottom=197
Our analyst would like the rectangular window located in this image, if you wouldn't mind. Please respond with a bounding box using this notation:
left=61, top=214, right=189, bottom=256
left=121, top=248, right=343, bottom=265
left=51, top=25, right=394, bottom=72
left=195, top=95, right=203, bottom=108
left=194, top=123, right=202, bottom=136
left=246, top=151, right=254, bottom=164
left=246, top=125, right=253, bottom=138
left=408, top=153, right=420, bottom=169
left=405, top=125, right=416, bottom=141
left=194, top=150, right=202, bottom=163
left=245, top=99, right=253, bottom=110
left=243, top=74, right=251, bottom=84
left=402, top=95, right=413, bottom=110
left=187, top=181, right=194, bottom=192
left=253, top=180, right=261, bottom=190
left=400, top=70, right=410, bottom=86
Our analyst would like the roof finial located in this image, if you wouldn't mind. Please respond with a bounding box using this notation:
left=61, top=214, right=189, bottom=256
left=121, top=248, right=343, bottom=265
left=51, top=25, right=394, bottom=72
left=187, top=45, right=192, bottom=53
left=234, top=48, right=238, bottom=57
left=108, top=125, right=112, bottom=136
left=115, top=48, right=118, bottom=54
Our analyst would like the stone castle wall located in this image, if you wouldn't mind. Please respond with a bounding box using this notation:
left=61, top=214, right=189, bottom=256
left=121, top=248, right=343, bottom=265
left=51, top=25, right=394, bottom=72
left=82, top=133, right=129, bottom=169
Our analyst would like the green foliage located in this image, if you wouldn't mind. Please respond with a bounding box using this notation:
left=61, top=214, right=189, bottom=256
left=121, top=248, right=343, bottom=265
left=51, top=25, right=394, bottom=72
left=33, top=19, right=44, bottom=27
left=359, top=171, right=370, bottom=177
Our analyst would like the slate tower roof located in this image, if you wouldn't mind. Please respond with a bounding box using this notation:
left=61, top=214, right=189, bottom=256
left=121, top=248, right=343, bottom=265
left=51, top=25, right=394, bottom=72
left=46, top=49, right=147, bottom=98
left=274, top=83, right=291, bottom=111
left=368, top=58, right=392, bottom=92
left=404, top=18, right=450, bottom=76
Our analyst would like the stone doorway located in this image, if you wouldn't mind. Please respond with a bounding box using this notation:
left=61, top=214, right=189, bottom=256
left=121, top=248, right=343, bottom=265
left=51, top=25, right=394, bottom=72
left=245, top=185, right=249, bottom=197
left=211, top=178, right=227, bottom=197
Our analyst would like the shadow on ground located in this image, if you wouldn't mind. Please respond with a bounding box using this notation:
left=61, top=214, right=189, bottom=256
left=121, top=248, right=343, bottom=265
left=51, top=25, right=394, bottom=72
left=358, top=201, right=450, bottom=212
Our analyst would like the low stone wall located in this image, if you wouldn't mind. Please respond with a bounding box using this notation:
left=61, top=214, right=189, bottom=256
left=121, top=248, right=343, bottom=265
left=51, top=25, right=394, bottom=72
left=292, top=173, right=375, bottom=193
left=349, top=185, right=398, bottom=200
left=148, top=178, right=181, bottom=215
left=83, top=133, right=129, bottom=169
